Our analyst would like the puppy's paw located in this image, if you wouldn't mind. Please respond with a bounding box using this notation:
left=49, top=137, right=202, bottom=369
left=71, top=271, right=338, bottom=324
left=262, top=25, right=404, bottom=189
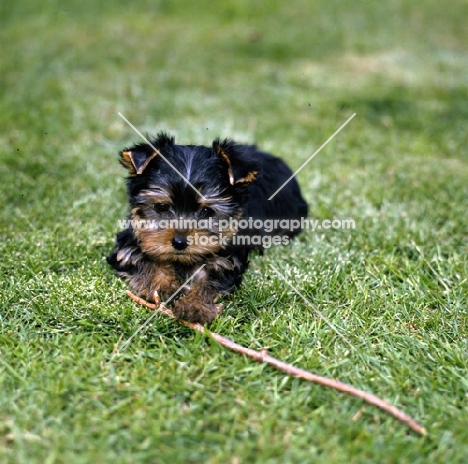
left=173, top=295, right=222, bottom=324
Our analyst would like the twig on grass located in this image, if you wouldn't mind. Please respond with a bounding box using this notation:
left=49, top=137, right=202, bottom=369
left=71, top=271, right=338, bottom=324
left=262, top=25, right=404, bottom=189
left=125, top=290, right=427, bottom=436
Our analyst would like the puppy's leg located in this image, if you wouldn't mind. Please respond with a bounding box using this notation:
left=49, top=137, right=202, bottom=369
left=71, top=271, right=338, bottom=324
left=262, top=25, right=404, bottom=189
left=172, top=283, right=223, bottom=324
left=172, top=253, right=248, bottom=324
left=128, top=262, right=182, bottom=303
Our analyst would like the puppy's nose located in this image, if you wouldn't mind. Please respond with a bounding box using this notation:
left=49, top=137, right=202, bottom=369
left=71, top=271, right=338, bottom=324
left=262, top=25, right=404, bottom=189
left=172, top=235, right=188, bottom=250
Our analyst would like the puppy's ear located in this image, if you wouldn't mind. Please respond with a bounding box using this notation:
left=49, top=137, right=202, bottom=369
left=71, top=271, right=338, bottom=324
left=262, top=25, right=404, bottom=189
left=213, top=139, right=259, bottom=186
left=120, top=132, right=175, bottom=176
left=120, top=149, right=158, bottom=176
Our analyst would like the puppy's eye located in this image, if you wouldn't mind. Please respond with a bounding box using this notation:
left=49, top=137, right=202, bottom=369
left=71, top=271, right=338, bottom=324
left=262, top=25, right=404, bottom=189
left=154, top=203, right=170, bottom=213
left=199, top=207, right=215, bottom=219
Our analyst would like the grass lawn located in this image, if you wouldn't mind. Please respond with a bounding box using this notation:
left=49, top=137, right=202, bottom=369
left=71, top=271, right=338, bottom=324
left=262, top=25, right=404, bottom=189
left=1, top=0, right=467, bottom=462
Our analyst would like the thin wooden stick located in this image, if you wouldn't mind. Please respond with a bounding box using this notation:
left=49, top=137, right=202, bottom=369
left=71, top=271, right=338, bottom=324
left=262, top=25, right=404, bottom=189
left=126, top=290, right=426, bottom=435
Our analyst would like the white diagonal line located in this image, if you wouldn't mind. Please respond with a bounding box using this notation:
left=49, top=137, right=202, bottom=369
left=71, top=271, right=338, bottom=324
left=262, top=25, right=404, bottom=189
left=117, top=112, right=206, bottom=200
left=270, top=265, right=356, bottom=351
left=268, top=113, right=356, bottom=200
left=117, top=264, right=206, bottom=353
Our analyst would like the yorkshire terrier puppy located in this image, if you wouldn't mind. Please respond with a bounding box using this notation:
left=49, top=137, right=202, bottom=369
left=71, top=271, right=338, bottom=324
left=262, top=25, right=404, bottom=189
left=108, top=133, right=307, bottom=324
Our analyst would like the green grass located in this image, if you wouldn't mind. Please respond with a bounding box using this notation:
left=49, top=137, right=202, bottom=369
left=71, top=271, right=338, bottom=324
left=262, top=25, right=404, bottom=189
left=1, top=0, right=467, bottom=462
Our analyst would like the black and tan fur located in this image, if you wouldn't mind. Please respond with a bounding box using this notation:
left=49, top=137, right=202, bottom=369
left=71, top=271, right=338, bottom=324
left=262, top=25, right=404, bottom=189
left=108, top=133, right=307, bottom=324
